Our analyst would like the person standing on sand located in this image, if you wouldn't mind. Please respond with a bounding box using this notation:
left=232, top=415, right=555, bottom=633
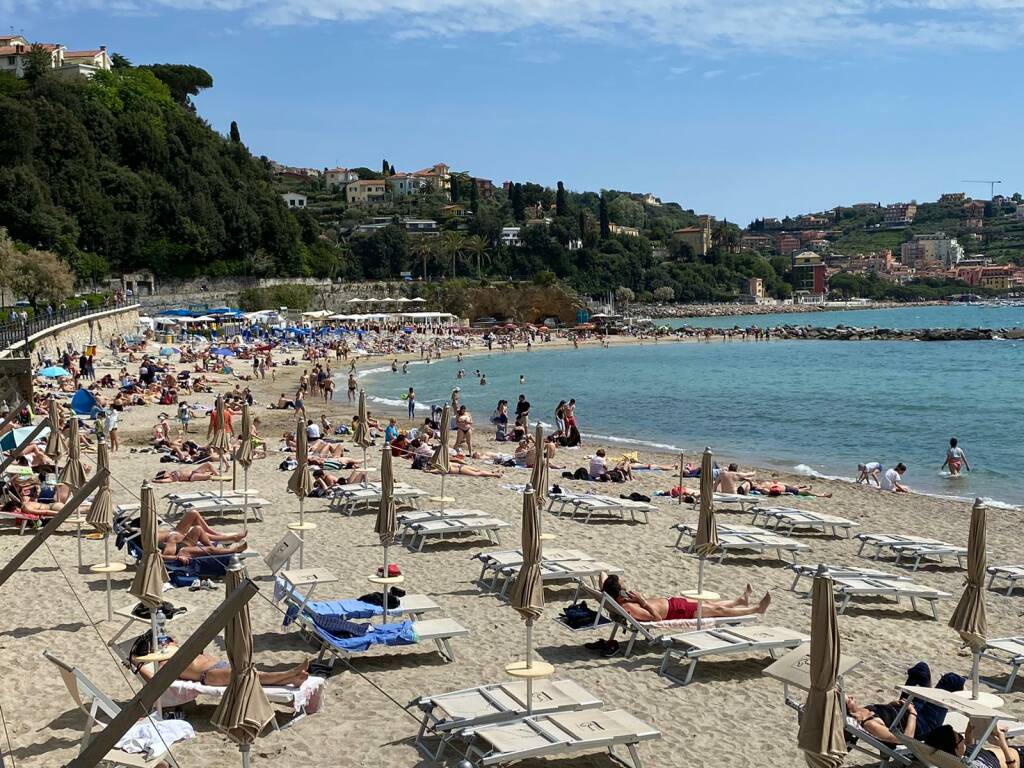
left=941, top=438, right=970, bottom=476
left=406, top=387, right=416, bottom=419
left=347, top=373, right=357, bottom=403
left=881, top=463, right=909, bottom=493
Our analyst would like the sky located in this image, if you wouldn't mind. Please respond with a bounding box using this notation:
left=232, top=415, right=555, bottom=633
left=5, top=1, right=1024, bottom=224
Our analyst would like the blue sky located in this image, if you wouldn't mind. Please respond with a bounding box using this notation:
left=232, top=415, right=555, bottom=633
left=6, top=1, right=1024, bottom=224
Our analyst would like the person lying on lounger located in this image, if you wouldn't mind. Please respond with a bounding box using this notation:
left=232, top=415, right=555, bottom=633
left=844, top=695, right=917, bottom=747
left=600, top=574, right=771, bottom=621
left=131, top=634, right=311, bottom=688
left=923, top=723, right=1022, bottom=768
left=153, top=462, right=218, bottom=483
left=425, top=462, right=503, bottom=478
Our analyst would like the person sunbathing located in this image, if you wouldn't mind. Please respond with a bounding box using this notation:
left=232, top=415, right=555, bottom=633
left=600, top=574, right=770, bottom=621
left=1, top=495, right=90, bottom=519
left=153, top=462, right=218, bottom=483
left=131, top=634, right=310, bottom=688
left=426, top=460, right=503, bottom=478
left=159, top=536, right=249, bottom=564
left=845, top=695, right=917, bottom=747
left=923, top=723, right=1022, bottom=767
left=715, top=463, right=757, bottom=494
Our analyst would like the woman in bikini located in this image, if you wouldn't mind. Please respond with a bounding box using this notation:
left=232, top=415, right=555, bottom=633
left=924, top=723, right=1021, bottom=768
left=601, top=574, right=770, bottom=621
left=844, top=695, right=917, bottom=747
left=153, top=462, right=218, bottom=483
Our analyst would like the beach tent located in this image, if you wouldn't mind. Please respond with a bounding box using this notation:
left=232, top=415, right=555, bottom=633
left=212, top=347, right=236, bottom=357
left=39, top=366, right=70, bottom=378
left=70, top=389, right=98, bottom=417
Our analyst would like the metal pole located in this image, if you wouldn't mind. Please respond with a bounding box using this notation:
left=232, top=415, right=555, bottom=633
left=381, top=543, right=389, bottom=625
left=298, top=497, right=305, bottom=569
left=67, top=579, right=260, bottom=768
left=696, top=558, right=705, bottom=628
left=526, top=618, right=534, bottom=713
left=678, top=452, right=684, bottom=505
left=972, top=648, right=981, bottom=700
left=242, top=466, right=249, bottom=531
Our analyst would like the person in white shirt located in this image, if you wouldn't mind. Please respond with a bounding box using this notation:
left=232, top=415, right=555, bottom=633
left=305, top=420, right=321, bottom=440
left=857, top=461, right=883, bottom=486
left=881, top=463, right=908, bottom=493
left=589, top=449, right=608, bottom=480
left=940, top=438, right=970, bottom=476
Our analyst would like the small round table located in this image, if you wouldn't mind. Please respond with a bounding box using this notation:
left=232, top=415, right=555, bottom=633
left=90, top=561, right=127, bottom=621
left=505, top=660, right=555, bottom=678
left=134, top=648, right=177, bottom=717
left=680, top=590, right=720, bottom=625
left=287, top=522, right=317, bottom=569
left=539, top=533, right=556, bottom=542
left=429, top=496, right=455, bottom=505
left=951, top=690, right=1004, bottom=709
left=368, top=574, right=404, bottom=621
left=65, top=514, right=88, bottom=568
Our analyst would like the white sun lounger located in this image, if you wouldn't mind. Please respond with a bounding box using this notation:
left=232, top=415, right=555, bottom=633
left=44, top=651, right=181, bottom=767
left=328, top=483, right=425, bottom=516
left=408, top=679, right=603, bottom=760
left=401, top=515, right=510, bottom=552
left=474, top=548, right=596, bottom=590
left=786, top=562, right=911, bottom=593
left=117, top=494, right=271, bottom=522
left=158, top=676, right=326, bottom=725
left=658, top=625, right=809, bottom=685
left=831, top=576, right=951, bottom=619
left=855, top=533, right=967, bottom=570
left=688, top=493, right=763, bottom=512
left=458, top=708, right=661, bottom=768
left=493, top=560, right=624, bottom=599
left=673, top=522, right=810, bottom=564
left=276, top=568, right=441, bottom=624
left=987, top=565, right=1024, bottom=596
left=980, top=637, right=1024, bottom=693
left=548, top=493, right=655, bottom=524
left=749, top=507, right=859, bottom=538
left=398, top=508, right=491, bottom=525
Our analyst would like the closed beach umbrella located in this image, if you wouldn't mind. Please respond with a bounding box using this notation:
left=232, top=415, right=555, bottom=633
left=287, top=415, right=313, bottom=567
left=374, top=446, right=397, bottom=622
left=427, top=404, right=451, bottom=514
left=353, top=389, right=371, bottom=479
left=86, top=440, right=113, bottom=536
left=58, top=415, right=87, bottom=490
left=208, top=395, right=232, bottom=453
left=234, top=405, right=255, bottom=529
left=797, top=571, right=846, bottom=768
left=949, top=498, right=988, bottom=699
left=508, top=486, right=545, bottom=711
left=694, top=447, right=719, bottom=558
left=529, top=423, right=548, bottom=512
left=129, top=483, right=168, bottom=609
left=211, top=561, right=274, bottom=767
left=45, top=397, right=63, bottom=459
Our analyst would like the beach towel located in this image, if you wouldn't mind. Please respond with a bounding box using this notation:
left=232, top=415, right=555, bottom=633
left=317, top=619, right=418, bottom=652
left=284, top=599, right=385, bottom=630
left=160, top=676, right=326, bottom=713
left=115, top=716, right=195, bottom=758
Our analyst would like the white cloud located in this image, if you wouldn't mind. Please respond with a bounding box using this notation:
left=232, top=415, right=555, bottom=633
left=668, top=66, right=691, bottom=76
left=702, top=69, right=724, bottom=78
left=10, top=0, right=1024, bottom=51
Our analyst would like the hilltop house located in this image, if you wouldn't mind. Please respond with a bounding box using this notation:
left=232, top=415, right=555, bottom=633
left=0, top=36, right=111, bottom=79
left=281, top=192, right=307, bottom=209
left=325, top=167, right=359, bottom=189
left=411, top=163, right=451, bottom=197
left=672, top=219, right=712, bottom=257
left=345, top=180, right=387, bottom=205
left=608, top=223, right=640, bottom=238
left=387, top=173, right=428, bottom=198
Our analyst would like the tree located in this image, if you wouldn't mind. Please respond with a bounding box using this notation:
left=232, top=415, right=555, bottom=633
left=442, top=231, right=465, bottom=279
left=469, top=177, right=479, bottom=214
left=10, top=249, right=74, bottom=308
left=464, top=234, right=489, bottom=279
left=450, top=173, right=460, bottom=203
left=0, top=227, right=17, bottom=306
left=556, top=181, right=567, bottom=217
left=389, top=163, right=395, bottom=176
left=74, top=251, right=110, bottom=289
left=653, top=286, right=675, bottom=302
left=229, top=120, right=241, bottom=143
left=111, top=52, right=132, bottom=69
left=511, top=183, right=526, bottom=222
left=599, top=192, right=611, bottom=239
left=614, top=286, right=635, bottom=308
left=140, top=64, right=213, bottom=108
left=23, top=44, right=53, bottom=85
left=382, top=158, right=389, bottom=176
left=412, top=239, right=436, bottom=282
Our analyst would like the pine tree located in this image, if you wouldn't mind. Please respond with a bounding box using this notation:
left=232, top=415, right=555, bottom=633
left=556, top=181, right=567, bottom=217
left=599, top=192, right=610, bottom=239
left=229, top=121, right=241, bottom=143
left=578, top=209, right=587, bottom=239
left=382, top=158, right=389, bottom=176
left=389, top=163, right=396, bottom=176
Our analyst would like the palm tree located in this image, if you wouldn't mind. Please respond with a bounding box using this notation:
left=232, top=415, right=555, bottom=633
left=463, top=235, right=489, bottom=279
left=412, top=239, right=435, bottom=282
left=441, top=231, right=465, bottom=280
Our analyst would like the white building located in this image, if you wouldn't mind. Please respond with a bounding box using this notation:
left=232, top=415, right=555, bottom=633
left=387, top=173, right=427, bottom=198
left=281, top=192, right=307, bottom=209
left=501, top=227, right=523, bottom=247
left=0, top=36, right=111, bottom=79
left=324, top=167, right=359, bottom=189
left=900, top=232, right=964, bottom=268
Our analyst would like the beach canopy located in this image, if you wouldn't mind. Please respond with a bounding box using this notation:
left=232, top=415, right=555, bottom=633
left=375, top=446, right=397, bottom=547
left=797, top=571, right=846, bottom=768
left=427, top=404, right=451, bottom=475
left=208, top=395, right=232, bottom=454
left=949, top=498, right=988, bottom=698
left=694, top=447, right=719, bottom=557
left=211, top=563, right=275, bottom=745
left=58, top=416, right=87, bottom=490
left=287, top=416, right=313, bottom=499
left=39, top=366, right=70, bottom=378
left=129, top=484, right=168, bottom=608
left=85, top=440, right=113, bottom=535
left=234, top=405, right=254, bottom=469
left=509, top=486, right=544, bottom=622
left=70, top=388, right=97, bottom=417
left=45, top=398, right=63, bottom=458
left=529, top=423, right=548, bottom=512
left=211, top=347, right=236, bottom=357
left=353, top=391, right=371, bottom=451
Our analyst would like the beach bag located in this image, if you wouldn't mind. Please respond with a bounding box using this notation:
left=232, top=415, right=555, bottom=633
left=562, top=602, right=599, bottom=629
left=572, top=468, right=589, bottom=481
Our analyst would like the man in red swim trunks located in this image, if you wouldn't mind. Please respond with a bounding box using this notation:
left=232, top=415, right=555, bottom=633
left=600, top=574, right=771, bottom=622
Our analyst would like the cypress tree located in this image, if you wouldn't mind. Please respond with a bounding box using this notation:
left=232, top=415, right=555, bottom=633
left=451, top=174, right=460, bottom=203
left=556, top=181, right=567, bottom=217
left=578, top=209, right=587, bottom=239
left=511, top=184, right=526, bottom=222
left=229, top=120, right=241, bottom=143
left=389, top=163, right=396, bottom=176
left=599, top=192, right=610, bottom=239
left=469, top=177, right=479, bottom=213
left=382, top=158, right=389, bottom=176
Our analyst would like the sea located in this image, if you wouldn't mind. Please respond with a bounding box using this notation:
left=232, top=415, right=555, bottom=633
left=360, top=304, right=1024, bottom=508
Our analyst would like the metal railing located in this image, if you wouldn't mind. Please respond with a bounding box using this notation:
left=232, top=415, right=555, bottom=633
left=0, top=298, right=130, bottom=353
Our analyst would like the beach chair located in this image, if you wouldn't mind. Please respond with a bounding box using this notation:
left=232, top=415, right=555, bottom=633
left=986, top=565, right=1024, bottom=596
left=276, top=569, right=442, bottom=624
left=979, top=637, right=1024, bottom=693
left=786, top=562, right=911, bottom=593
left=474, top=548, right=596, bottom=590
left=400, top=514, right=510, bottom=552
left=556, top=583, right=758, bottom=657
left=328, top=482, right=425, bottom=516
left=408, top=679, right=603, bottom=760
left=0, top=507, right=42, bottom=534
left=673, top=522, right=810, bottom=565
left=688, top=493, right=763, bottom=513
left=831, top=575, right=951, bottom=619
left=170, top=495, right=273, bottom=521
left=43, top=650, right=181, bottom=767
left=855, top=533, right=967, bottom=570
left=158, top=676, right=326, bottom=727
left=548, top=493, right=655, bottom=524
left=458, top=708, right=661, bottom=768
left=657, top=625, right=809, bottom=685
left=749, top=506, right=859, bottom=538
left=492, top=559, right=624, bottom=599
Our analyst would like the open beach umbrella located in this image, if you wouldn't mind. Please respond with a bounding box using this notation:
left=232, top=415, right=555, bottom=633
left=58, top=415, right=87, bottom=490
left=129, top=483, right=169, bottom=653
left=39, top=365, right=70, bottom=378
left=374, top=446, right=397, bottom=623
left=287, top=416, right=313, bottom=567
left=797, top=569, right=846, bottom=768
left=529, top=423, right=548, bottom=512
left=949, top=498, right=988, bottom=700
left=45, top=397, right=63, bottom=459
left=353, top=390, right=371, bottom=482
left=508, top=486, right=545, bottom=712
left=211, top=559, right=274, bottom=768
left=427, top=404, right=451, bottom=515
left=234, top=404, right=255, bottom=530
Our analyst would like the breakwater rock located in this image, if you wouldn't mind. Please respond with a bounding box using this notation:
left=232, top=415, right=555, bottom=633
left=755, top=325, right=1024, bottom=341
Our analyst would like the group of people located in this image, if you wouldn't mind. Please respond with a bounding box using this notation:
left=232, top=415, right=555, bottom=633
left=856, top=438, right=972, bottom=495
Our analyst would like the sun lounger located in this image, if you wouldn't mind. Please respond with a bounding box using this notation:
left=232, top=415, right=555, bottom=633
left=328, top=483, right=425, bottom=516
left=158, top=676, right=326, bottom=726
left=658, top=625, right=809, bottom=685
left=557, top=583, right=758, bottom=657
left=408, top=679, right=603, bottom=760
left=688, top=493, right=763, bottom=513
left=547, top=492, right=655, bottom=524
left=0, top=507, right=42, bottom=534
left=400, top=514, right=510, bottom=552
left=832, top=575, right=951, bottom=619
left=749, top=506, right=859, bottom=538
left=786, top=562, right=912, bottom=592
left=398, top=507, right=491, bottom=525
left=276, top=568, right=441, bottom=624
left=44, top=650, right=183, bottom=767
left=987, top=565, right=1024, bottom=596
left=855, top=533, right=967, bottom=570
left=672, top=522, right=810, bottom=564
left=979, top=637, right=1024, bottom=693
left=458, top=708, right=661, bottom=768
left=120, top=493, right=271, bottom=521
left=474, top=548, right=596, bottom=590
left=299, top=615, right=469, bottom=667
left=493, top=560, right=624, bottom=599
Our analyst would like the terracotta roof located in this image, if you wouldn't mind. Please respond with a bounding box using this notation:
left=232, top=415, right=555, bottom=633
left=64, top=49, right=103, bottom=57
left=326, top=167, right=352, bottom=174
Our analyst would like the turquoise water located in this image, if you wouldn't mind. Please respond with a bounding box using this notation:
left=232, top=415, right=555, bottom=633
left=665, top=303, right=1024, bottom=330
left=363, top=327, right=1024, bottom=506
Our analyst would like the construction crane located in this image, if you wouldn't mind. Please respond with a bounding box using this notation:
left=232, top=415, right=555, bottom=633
left=961, top=180, right=1003, bottom=199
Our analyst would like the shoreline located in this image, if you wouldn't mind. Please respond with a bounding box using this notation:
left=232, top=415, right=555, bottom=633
left=633, top=299, right=949, bottom=319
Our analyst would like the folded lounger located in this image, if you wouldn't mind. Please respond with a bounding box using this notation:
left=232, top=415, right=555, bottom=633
left=786, top=562, right=911, bottom=593
left=459, top=708, right=661, bottom=768
left=692, top=493, right=763, bottom=513
left=987, top=565, right=1024, bottom=596
left=408, top=679, right=602, bottom=760
left=980, top=637, right=1024, bottom=693
left=401, top=515, right=510, bottom=552
left=658, top=625, right=810, bottom=685
left=493, top=559, right=624, bottom=599
left=831, top=575, right=951, bottom=619
left=749, top=506, right=859, bottom=538
left=328, top=483, right=425, bottom=516
left=169, top=495, right=272, bottom=521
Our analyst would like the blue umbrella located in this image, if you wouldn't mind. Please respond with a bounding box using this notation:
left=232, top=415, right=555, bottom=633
left=211, top=347, right=236, bottom=357
left=39, top=366, right=70, bottom=378
left=159, top=347, right=179, bottom=357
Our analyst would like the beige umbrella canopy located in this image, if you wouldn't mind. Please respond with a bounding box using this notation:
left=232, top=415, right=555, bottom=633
left=949, top=498, right=988, bottom=699
left=529, top=423, right=548, bottom=512
left=694, top=447, right=719, bottom=558
left=234, top=404, right=255, bottom=469
left=287, top=416, right=313, bottom=499
left=375, top=447, right=397, bottom=547
left=509, top=486, right=544, bottom=623
left=797, top=572, right=846, bottom=768
left=353, top=390, right=371, bottom=451
left=85, top=440, right=113, bottom=535
left=58, top=414, right=87, bottom=490
left=211, top=563, right=274, bottom=753
left=45, top=397, right=63, bottom=459
left=427, top=404, right=452, bottom=514
left=208, top=395, right=232, bottom=454
left=129, top=483, right=168, bottom=609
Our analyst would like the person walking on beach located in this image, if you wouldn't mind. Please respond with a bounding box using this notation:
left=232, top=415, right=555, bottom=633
left=347, top=373, right=357, bottom=403
left=881, top=463, right=909, bottom=493
left=406, top=387, right=416, bottom=419
left=941, top=438, right=970, bottom=476
left=515, top=394, right=531, bottom=431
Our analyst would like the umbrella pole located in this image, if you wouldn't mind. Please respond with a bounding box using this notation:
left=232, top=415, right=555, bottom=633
left=971, top=647, right=981, bottom=700
left=242, top=467, right=249, bottom=532
left=102, top=536, right=113, bottom=622
left=696, top=557, right=705, bottom=629
left=526, top=618, right=534, bottom=714
left=240, top=742, right=250, bottom=768
left=362, top=447, right=368, bottom=487
left=298, top=497, right=306, bottom=569
left=440, top=473, right=446, bottom=517
left=218, top=454, right=226, bottom=497
left=678, top=452, right=684, bottom=506
left=381, top=543, right=389, bottom=626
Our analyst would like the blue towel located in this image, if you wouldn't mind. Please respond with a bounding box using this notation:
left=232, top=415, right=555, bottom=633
left=303, top=599, right=383, bottom=631
left=319, top=620, right=418, bottom=653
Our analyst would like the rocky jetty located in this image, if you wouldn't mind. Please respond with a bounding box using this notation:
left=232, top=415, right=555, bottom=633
left=745, top=325, right=1024, bottom=341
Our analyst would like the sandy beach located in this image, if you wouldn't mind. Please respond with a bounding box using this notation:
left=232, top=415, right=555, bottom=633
left=2, top=337, right=1020, bottom=768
